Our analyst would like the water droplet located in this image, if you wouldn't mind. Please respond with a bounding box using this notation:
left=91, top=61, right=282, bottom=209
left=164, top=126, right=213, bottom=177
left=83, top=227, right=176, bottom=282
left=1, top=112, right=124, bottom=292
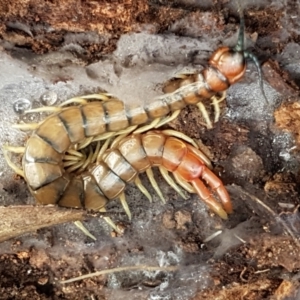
left=13, top=98, right=32, bottom=114
left=40, top=91, right=58, bottom=106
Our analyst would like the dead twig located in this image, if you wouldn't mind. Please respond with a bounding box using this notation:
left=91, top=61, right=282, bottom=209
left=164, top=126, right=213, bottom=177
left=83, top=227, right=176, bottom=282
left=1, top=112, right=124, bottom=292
left=60, top=265, right=178, bottom=284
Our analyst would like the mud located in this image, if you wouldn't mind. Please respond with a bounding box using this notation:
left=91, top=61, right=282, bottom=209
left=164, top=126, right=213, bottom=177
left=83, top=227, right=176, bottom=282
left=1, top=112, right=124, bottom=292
left=0, top=0, right=300, bottom=299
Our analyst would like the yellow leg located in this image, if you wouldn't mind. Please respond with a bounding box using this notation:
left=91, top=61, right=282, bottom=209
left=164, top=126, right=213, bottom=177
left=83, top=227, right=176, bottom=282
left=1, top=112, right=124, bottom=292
left=119, top=193, right=131, bottom=220
left=77, top=136, right=94, bottom=150
left=159, top=166, right=187, bottom=199
left=99, top=207, right=123, bottom=234
left=196, top=102, right=213, bottom=129
left=115, top=125, right=138, bottom=136
left=162, top=129, right=198, bottom=148
left=134, top=176, right=152, bottom=202
left=74, top=220, right=97, bottom=241
left=2, top=147, right=25, bottom=177
left=91, top=141, right=101, bottom=164
left=154, top=110, right=181, bottom=128
left=78, top=146, right=94, bottom=172
left=173, top=172, right=195, bottom=194
left=133, top=118, right=161, bottom=134
left=92, top=132, right=117, bottom=143
left=24, top=106, right=63, bottom=114
left=11, top=123, right=39, bottom=131
left=96, top=138, right=112, bottom=163
left=211, top=91, right=226, bottom=123
left=58, top=97, right=88, bottom=107
left=146, top=168, right=166, bottom=203
left=2, top=145, right=25, bottom=153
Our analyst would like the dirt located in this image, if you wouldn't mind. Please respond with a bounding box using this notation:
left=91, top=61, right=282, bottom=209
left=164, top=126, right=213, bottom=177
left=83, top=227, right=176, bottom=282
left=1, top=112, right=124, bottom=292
left=1, top=0, right=300, bottom=299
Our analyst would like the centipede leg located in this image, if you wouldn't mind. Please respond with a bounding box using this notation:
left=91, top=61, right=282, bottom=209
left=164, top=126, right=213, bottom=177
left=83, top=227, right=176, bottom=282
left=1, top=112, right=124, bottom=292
left=65, top=152, right=87, bottom=173
left=162, top=129, right=199, bottom=148
left=159, top=166, right=187, bottom=200
left=24, top=93, right=112, bottom=114
left=58, top=93, right=111, bottom=107
left=96, top=138, right=113, bottom=163
left=211, top=92, right=226, bottom=123
left=186, top=144, right=212, bottom=169
left=11, top=123, right=39, bottom=131
left=2, top=146, right=25, bottom=177
left=99, top=207, right=123, bottom=234
left=196, top=102, right=213, bottom=129
left=154, top=110, right=181, bottom=128
left=134, top=176, right=152, bottom=203
left=78, top=145, right=94, bottom=173
left=74, top=220, right=97, bottom=241
left=119, top=192, right=131, bottom=220
left=76, top=137, right=94, bottom=150
left=173, top=172, right=195, bottom=194
left=133, top=118, right=161, bottom=134
left=146, top=168, right=166, bottom=203
left=115, top=125, right=139, bottom=136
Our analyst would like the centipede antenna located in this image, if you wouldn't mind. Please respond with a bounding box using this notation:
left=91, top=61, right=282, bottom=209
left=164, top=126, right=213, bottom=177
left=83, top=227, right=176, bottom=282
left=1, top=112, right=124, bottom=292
left=234, top=0, right=245, bottom=52
left=234, top=0, right=269, bottom=104
left=244, top=51, right=269, bottom=104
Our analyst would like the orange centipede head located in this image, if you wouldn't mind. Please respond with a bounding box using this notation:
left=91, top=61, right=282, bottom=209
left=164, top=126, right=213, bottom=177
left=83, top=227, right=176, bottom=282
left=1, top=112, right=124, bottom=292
left=209, top=47, right=247, bottom=85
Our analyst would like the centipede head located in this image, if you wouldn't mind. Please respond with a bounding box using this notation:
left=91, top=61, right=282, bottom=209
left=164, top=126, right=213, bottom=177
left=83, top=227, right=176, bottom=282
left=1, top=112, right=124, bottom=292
left=209, top=4, right=268, bottom=103
left=209, top=46, right=246, bottom=85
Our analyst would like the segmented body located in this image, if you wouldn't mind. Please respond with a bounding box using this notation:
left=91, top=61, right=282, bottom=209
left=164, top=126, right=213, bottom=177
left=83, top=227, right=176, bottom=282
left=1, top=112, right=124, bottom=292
left=25, top=130, right=232, bottom=220
left=20, top=44, right=248, bottom=192
left=4, top=14, right=266, bottom=222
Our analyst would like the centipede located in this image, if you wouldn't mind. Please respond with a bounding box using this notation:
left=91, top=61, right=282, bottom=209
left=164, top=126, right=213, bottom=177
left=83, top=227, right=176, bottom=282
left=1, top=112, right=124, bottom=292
left=3, top=9, right=265, bottom=228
